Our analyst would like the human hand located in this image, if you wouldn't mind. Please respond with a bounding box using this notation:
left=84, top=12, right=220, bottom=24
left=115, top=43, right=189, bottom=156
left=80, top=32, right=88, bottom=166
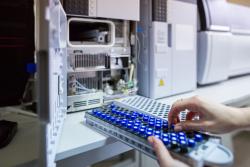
left=168, top=96, right=247, bottom=134
left=148, top=136, right=189, bottom=167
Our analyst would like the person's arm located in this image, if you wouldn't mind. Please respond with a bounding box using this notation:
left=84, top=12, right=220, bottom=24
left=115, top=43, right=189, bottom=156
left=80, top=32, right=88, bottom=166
left=168, top=96, right=250, bottom=134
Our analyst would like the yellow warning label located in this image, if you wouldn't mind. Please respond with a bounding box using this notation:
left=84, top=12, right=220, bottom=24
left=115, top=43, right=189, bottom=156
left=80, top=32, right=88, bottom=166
left=159, top=79, right=165, bottom=86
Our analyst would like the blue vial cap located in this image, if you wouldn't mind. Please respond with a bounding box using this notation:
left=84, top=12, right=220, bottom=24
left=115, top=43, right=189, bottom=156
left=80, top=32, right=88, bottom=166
left=194, top=134, right=203, bottom=142
left=178, top=132, right=186, bottom=136
left=171, top=124, right=175, bottom=129
left=149, top=122, right=155, bottom=127
left=154, top=130, right=161, bottom=136
left=96, top=111, right=102, bottom=117
left=139, top=128, right=145, bottom=135
left=155, top=124, right=162, bottom=130
left=135, top=120, right=141, bottom=124
left=154, top=135, right=160, bottom=139
left=111, top=108, right=116, bottom=114
left=156, top=121, right=162, bottom=125
left=122, top=118, right=128, bottom=122
left=163, top=120, right=168, bottom=124
left=149, top=118, right=155, bottom=123
left=180, top=140, right=187, bottom=146
left=140, top=125, right=146, bottom=129
left=171, top=137, right=178, bottom=141
left=92, top=109, right=98, bottom=115
left=128, top=120, right=133, bottom=124
left=179, top=136, right=186, bottom=141
left=162, top=138, right=169, bottom=145
left=133, top=126, right=139, bottom=132
left=162, top=133, right=169, bottom=138
left=110, top=116, right=116, bottom=122
left=131, top=115, right=136, bottom=120
left=146, top=131, right=153, bottom=138
left=143, top=116, right=149, bottom=122
left=171, top=133, right=177, bottom=137
left=156, top=118, right=161, bottom=122
left=134, top=123, right=140, bottom=127
left=147, top=128, right=153, bottom=132
left=115, top=118, right=121, bottom=125
left=188, top=139, right=196, bottom=147
left=121, top=121, right=127, bottom=127
left=110, top=103, right=115, bottom=108
left=120, top=111, right=125, bottom=117
left=150, top=116, right=155, bottom=120
left=125, top=113, right=131, bottom=119
left=101, top=113, right=106, bottom=119
left=138, top=112, right=144, bottom=117
left=127, top=123, right=133, bottom=129
left=106, top=115, right=111, bottom=121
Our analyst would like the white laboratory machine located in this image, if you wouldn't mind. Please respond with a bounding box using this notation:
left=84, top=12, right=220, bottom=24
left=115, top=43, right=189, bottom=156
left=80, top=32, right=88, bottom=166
left=197, top=0, right=250, bottom=85
left=137, top=0, right=197, bottom=99
left=62, top=0, right=140, bottom=112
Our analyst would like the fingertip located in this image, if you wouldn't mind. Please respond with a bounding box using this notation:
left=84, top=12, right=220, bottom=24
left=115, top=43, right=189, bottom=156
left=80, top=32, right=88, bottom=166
left=148, top=136, right=154, bottom=144
left=174, top=124, right=182, bottom=131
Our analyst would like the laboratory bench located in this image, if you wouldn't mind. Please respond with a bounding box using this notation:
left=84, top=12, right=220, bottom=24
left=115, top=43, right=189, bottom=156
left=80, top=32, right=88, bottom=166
left=0, top=75, right=250, bottom=167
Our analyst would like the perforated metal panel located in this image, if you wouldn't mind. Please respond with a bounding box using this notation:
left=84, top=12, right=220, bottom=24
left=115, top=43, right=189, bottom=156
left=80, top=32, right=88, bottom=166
left=116, top=95, right=187, bottom=121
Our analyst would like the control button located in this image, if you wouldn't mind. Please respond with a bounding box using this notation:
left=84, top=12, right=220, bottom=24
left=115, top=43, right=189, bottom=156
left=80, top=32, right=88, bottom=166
left=194, top=134, right=203, bottom=142
left=188, top=139, right=196, bottom=148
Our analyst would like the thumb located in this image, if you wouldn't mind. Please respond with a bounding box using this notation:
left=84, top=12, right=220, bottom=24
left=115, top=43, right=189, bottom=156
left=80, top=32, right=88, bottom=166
left=148, top=136, right=173, bottom=166
left=174, top=120, right=204, bottom=132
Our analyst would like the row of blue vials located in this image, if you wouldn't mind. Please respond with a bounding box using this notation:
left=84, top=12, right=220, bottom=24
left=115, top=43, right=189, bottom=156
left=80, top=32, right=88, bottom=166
left=90, top=103, right=205, bottom=153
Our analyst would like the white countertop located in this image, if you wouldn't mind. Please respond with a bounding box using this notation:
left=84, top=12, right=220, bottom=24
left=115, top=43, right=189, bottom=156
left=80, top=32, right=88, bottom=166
left=56, top=75, right=250, bottom=161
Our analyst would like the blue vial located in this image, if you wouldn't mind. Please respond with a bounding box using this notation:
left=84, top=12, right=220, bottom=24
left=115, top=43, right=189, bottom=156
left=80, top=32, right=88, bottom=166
left=170, top=140, right=178, bottom=149
left=115, top=118, right=121, bottom=125
left=106, top=115, right=111, bottom=121
left=171, top=137, right=178, bottom=141
left=138, top=112, right=144, bottom=118
left=122, top=118, right=128, bottom=122
left=180, top=140, right=188, bottom=153
left=171, top=133, right=177, bottom=137
left=111, top=108, right=116, bottom=114
left=127, top=123, right=133, bottom=130
left=194, top=134, right=203, bottom=142
left=139, top=128, right=146, bottom=136
left=133, top=126, right=139, bottom=133
left=143, top=116, right=149, bottom=122
left=163, top=123, right=168, bottom=129
left=110, top=116, right=116, bottom=123
left=149, top=121, right=155, bottom=127
left=125, top=113, right=131, bottom=119
left=92, top=109, right=98, bottom=115
left=154, top=130, right=161, bottom=136
left=135, top=120, right=141, bottom=124
left=188, top=139, right=196, bottom=147
left=131, top=115, right=136, bottom=120
left=146, top=128, right=153, bottom=133
left=162, top=138, right=169, bottom=145
left=155, top=124, right=162, bottom=130
left=96, top=111, right=102, bottom=117
left=134, top=123, right=140, bottom=127
left=162, top=133, right=169, bottom=139
left=140, top=125, right=146, bottom=129
left=121, top=121, right=127, bottom=127
left=110, top=103, right=115, bottom=109
left=178, top=132, right=186, bottom=137
left=101, top=113, right=106, bottom=119
left=120, top=111, right=126, bottom=117
left=163, top=120, right=168, bottom=124
left=179, top=136, right=186, bottom=141
left=128, top=120, right=133, bottom=124
left=146, top=131, right=153, bottom=138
